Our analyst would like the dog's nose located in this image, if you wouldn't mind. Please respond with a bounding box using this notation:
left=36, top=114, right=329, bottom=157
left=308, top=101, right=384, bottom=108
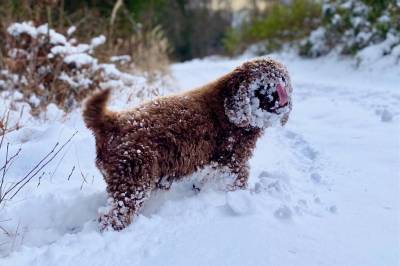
left=276, top=84, right=288, bottom=106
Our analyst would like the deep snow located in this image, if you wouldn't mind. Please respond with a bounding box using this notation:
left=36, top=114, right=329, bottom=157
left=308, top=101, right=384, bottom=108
left=0, top=53, right=399, bottom=266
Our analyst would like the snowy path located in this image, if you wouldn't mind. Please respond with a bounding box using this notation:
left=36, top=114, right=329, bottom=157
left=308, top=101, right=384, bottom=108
left=0, top=54, right=399, bottom=266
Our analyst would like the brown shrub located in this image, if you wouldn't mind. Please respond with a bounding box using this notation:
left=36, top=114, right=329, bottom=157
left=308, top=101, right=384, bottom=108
left=0, top=22, right=167, bottom=115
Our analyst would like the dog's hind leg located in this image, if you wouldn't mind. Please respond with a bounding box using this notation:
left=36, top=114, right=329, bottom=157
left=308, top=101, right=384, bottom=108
left=232, top=165, right=250, bottom=190
left=156, top=175, right=173, bottom=190
left=225, top=161, right=250, bottom=191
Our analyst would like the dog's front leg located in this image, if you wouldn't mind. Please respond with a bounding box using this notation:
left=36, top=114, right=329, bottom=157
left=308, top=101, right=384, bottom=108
left=99, top=182, right=153, bottom=231
left=223, top=134, right=258, bottom=191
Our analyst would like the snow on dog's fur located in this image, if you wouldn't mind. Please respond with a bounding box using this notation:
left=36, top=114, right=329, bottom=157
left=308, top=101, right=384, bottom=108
left=83, top=58, right=293, bottom=231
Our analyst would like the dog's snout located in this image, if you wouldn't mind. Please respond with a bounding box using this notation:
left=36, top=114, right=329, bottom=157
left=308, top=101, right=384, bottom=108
left=255, top=82, right=289, bottom=113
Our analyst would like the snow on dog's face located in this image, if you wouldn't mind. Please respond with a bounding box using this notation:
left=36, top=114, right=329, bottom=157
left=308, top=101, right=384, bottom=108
left=224, top=58, right=293, bottom=128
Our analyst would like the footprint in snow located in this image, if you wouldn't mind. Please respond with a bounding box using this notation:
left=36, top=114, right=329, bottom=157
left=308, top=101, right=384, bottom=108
left=225, top=190, right=254, bottom=216
left=284, top=130, right=318, bottom=162
left=274, top=205, right=292, bottom=220
left=375, top=108, right=393, bottom=122
left=310, top=172, right=322, bottom=184
left=254, top=171, right=291, bottom=199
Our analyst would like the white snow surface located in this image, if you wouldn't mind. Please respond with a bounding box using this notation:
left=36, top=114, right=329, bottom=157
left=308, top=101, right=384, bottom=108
left=0, top=53, right=399, bottom=266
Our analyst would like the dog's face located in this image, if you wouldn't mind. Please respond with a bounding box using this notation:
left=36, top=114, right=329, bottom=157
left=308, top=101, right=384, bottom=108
left=224, top=58, right=293, bottom=128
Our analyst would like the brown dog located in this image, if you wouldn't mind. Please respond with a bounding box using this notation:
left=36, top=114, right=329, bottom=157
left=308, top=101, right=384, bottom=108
left=83, top=58, right=293, bottom=231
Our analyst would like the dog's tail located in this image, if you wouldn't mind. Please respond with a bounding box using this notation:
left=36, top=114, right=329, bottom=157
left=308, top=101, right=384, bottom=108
left=82, top=89, right=113, bottom=135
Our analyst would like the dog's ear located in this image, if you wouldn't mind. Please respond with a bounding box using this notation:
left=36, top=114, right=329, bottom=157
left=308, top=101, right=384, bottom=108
left=223, top=69, right=252, bottom=128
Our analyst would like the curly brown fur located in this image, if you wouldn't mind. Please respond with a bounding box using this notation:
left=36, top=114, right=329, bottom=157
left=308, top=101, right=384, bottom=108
left=83, top=58, right=293, bottom=231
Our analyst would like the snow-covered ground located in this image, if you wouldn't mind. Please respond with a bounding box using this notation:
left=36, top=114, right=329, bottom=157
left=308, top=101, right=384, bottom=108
left=0, top=53, right=399, bottom=266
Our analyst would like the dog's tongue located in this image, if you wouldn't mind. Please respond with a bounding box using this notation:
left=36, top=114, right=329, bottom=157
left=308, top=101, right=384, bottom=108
left=276, top=84, right=288, bottom=106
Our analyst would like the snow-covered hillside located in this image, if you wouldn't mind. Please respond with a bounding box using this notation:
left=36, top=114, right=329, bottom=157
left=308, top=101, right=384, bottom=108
left=0, top=53, right=399, bottom=266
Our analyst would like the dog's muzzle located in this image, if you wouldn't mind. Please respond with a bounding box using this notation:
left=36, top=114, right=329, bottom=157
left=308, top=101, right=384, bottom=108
left=255, top=83, right=289, bottom=114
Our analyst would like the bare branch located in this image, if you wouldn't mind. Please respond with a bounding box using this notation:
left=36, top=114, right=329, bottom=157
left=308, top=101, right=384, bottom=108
left=7, top=131, right=78, bottom=201
left=37, top=172, right=45, bottom=188
left=67, top=166, right=75, bottom=181
left=0, top=110, right=10, bottom=146
left=0, top=224, right=11, bottom=237
left=0, top=143, right=9, bottom=196
left=0, top=142, right=60, bottom=202
left=0, top=131, right=78, bottom=203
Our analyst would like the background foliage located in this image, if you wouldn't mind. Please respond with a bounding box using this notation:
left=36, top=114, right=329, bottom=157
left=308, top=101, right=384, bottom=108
left=0, top=0, right=233, bottom=63
left=0, top=0, right=399, bottom=63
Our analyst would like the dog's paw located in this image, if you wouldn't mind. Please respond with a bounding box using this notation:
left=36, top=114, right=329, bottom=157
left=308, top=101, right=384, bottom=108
left=98, top=211, right=129, bottom=232
left=98, top=217, right=126, bottom=232
left=226, top=181, right=248, bottom=192
left=157, top=176, right=173, bottom=190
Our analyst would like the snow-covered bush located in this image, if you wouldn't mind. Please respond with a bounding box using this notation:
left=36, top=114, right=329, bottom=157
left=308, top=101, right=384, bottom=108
left=300, top=0, right=400, bottom=60
left=0, top=22, right=161, bottom=115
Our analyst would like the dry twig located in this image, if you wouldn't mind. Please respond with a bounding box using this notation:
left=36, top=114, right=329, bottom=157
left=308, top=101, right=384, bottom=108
left=0, top=130, right=77, bottom=204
